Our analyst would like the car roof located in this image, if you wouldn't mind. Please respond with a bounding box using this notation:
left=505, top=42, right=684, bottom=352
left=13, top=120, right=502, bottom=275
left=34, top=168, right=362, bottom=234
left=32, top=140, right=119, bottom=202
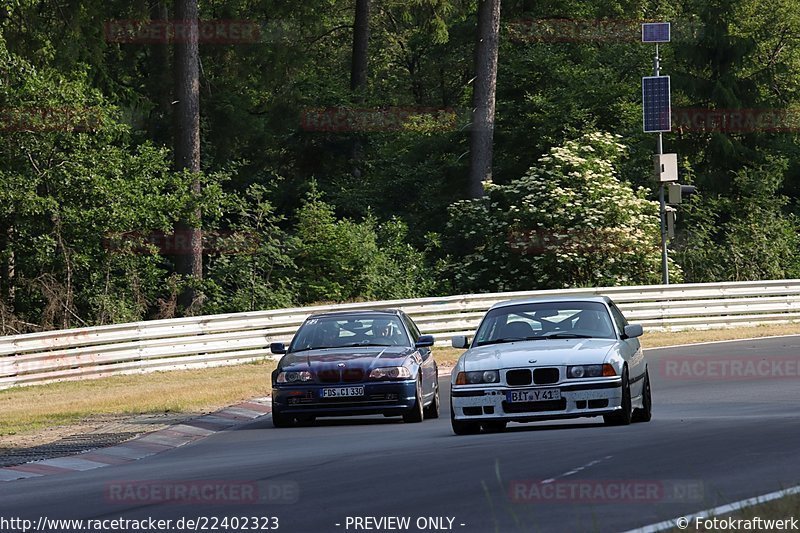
left=488, top=295, right=612, bottom=311
left=306, top=309, right=403, bottom=320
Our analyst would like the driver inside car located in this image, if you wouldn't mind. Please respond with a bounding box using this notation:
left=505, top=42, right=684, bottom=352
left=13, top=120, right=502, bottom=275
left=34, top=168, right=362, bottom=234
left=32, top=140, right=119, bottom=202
left=371, top=318, right=401, bottom=345
left=574, top=310, right=614, bottom=337
left=317, top=322, right=341, bottom=348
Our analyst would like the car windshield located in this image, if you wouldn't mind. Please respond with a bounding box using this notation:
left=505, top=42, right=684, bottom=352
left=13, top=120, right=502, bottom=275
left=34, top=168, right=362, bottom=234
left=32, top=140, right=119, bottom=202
left=289, top=315, right=409, bottom=352
left=473, top=301, right=617, bottom=346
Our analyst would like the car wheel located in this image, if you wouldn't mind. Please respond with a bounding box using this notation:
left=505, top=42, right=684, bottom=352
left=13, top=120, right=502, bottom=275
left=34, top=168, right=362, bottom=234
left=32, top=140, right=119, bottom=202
left=271, top=409, right=294, bottom=428
left=603, top=367, right=633, bottom=426
left=481, top=421, right=507, bottom=433
left=450, top=403, right=480, bottom=435
left=632, top=370, right=652, bottom=423
left=423, top=382, right=440, bottom=419
left=402, top=379, right=425, bottom=423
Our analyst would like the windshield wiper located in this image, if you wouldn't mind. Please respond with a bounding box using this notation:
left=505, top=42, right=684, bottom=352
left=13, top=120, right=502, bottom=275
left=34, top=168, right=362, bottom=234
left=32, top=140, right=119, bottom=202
left=542, top=333, right=593, bottom=339
left=290, top=346, right=334, bottom=353
left=477, top=336, right=547, bottom=346
left=338, top=342, right=394, bottom=348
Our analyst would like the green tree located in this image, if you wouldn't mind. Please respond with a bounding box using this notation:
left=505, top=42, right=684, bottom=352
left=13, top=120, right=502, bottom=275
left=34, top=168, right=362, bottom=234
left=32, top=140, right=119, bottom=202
left=443, top=132, right=679, bottom=292
left=290, top=190, right=433, bottom=303
left=0, top=37, right=198, bottom=331
left=675, top=157, right=800, bottom=281
left=203, top=184, right=296, bottom=313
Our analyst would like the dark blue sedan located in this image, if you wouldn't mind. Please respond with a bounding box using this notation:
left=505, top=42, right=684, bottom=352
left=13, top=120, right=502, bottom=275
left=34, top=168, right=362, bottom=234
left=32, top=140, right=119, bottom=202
left=269, top=310, right=439, bottom=427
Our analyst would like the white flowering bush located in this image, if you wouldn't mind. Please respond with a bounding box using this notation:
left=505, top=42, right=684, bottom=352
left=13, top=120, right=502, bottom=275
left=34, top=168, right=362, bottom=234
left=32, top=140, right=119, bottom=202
left=444, top=132, right=681, bottom=292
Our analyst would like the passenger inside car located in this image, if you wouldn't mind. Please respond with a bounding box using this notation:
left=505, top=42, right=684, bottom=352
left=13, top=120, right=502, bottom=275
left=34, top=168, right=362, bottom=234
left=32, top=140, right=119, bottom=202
left=371, top=318, right=404, bottom=345
left=499, top=321, right=535, bottom=339
left=574, top=310, right=615, bottom=337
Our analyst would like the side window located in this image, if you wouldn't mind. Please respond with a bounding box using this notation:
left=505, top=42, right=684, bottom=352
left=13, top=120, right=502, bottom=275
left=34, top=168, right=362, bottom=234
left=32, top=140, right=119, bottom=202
left=402, top=314, right=420, bottom=342
left=608, top=304, right=628, bottom=336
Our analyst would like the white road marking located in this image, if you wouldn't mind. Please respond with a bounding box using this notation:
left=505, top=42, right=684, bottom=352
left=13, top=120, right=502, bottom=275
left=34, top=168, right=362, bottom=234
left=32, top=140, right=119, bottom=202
left=622, top=483, right=800, bottom=533
left=540, top=455, right=613, bottom=484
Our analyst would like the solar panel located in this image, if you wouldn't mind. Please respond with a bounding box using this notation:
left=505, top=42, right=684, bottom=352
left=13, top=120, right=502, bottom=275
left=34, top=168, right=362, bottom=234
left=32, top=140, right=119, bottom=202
left=642, top=22, right=670, bottom=43
left=642, top=76, right=671, bottom=132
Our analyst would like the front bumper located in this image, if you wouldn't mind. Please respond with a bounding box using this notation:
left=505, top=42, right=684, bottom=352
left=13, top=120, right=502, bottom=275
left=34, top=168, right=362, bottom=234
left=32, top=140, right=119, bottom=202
left=272, top=380, right=417, bottom=417
left=451, top=379, right=622, bottom=422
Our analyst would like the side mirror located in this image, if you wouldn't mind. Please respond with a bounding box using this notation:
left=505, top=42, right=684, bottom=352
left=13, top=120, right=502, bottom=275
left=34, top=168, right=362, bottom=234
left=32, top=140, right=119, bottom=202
left=623, top=324, right=643, bottom=339
left=415, top=335, right=435, bottom=348
left=451, top=335, right=470, bottom=349
left=270, top=342, right=287, bottom=355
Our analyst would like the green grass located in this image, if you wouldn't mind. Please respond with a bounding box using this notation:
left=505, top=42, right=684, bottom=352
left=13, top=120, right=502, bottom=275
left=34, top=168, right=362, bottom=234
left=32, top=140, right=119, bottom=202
left=0, top=360, right=276, bottom=438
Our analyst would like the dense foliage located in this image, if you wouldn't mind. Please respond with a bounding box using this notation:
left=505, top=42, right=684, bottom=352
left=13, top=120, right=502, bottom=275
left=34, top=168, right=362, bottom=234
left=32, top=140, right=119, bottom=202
left=2, top=0, right=800, bottom=333
left=443, top=132, right=680, bottom=291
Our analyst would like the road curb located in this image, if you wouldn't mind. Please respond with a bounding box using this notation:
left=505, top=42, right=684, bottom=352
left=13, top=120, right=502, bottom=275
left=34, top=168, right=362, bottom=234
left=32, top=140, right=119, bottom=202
left=0, top=398, right=272, bottom=483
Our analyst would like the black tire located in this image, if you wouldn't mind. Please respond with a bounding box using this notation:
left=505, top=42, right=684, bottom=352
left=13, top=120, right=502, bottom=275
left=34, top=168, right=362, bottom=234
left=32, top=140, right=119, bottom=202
left=423, top=383, right=440, bottom=419
left=481, top=421, right=507, bottom=433
left=271, top=409, right=294, bottom=428
left=450, top=403, right=480, bottom=435
left=604, top=367, right=633, bottom=426
left=403, top=379, right=425, bottom=423
left=632, top=370, right=652, bottom=423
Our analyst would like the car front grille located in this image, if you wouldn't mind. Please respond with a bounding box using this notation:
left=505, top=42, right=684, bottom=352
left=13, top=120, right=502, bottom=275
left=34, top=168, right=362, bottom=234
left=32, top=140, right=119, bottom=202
left=533, top=368, right=559, bottom=384
left=317, top=370, right=340, bottom=383
left=506, top=369, right=532, bottom=386
left=316, top=369, right=365, bottom=383
left=505, top=368, right=560, bottom=386
left=342, top=369, right=365, bottom=382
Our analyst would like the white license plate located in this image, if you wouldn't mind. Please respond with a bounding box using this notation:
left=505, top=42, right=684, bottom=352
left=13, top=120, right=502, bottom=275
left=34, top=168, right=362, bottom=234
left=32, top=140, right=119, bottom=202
left=321, top=387, right=365, bottom=398
left=506, top=388, right=561, bottom=402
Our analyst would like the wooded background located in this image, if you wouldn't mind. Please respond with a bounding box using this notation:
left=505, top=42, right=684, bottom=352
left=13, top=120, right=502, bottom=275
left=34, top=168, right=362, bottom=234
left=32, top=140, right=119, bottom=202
left=2, top=0, right=799, bottom=334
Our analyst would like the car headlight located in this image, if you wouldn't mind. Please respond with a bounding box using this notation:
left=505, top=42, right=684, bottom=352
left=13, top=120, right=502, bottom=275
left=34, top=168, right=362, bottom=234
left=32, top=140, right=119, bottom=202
left=276, top=370, right=313, bottom=383
left=455, top=370, right=500, bottom=385
left=567, top=364, right=616, bottom=378
left=369, top=366, right=413, bottom=380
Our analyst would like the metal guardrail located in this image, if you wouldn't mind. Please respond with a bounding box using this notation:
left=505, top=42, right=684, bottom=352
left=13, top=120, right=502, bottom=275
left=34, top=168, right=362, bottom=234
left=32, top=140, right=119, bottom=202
left=2, top=280, right=800, bottom=389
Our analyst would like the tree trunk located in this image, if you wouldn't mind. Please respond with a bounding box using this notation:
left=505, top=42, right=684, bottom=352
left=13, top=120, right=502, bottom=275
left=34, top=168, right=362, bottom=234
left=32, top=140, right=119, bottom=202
left=149, top=0, right=173, bottom=146
left=351, top=0, right=370, bottom=92
left=468, top=0, right=501, bottom=199
left=350, top=0, right=370, bottom=178
left=2, top=225, right=14, bottom=309
left=173, top=0, right=203, bottom=312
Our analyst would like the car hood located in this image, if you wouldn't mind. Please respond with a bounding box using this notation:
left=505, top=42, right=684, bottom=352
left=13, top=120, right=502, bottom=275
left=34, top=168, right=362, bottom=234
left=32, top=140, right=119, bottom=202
left=280, top=346, right=414, bottom=372
left=461, top=339, right=618, bottom=370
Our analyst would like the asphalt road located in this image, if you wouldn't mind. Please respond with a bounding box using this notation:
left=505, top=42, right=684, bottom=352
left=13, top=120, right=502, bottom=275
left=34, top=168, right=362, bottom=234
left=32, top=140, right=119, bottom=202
left=3, top=336, right=800, bottom=533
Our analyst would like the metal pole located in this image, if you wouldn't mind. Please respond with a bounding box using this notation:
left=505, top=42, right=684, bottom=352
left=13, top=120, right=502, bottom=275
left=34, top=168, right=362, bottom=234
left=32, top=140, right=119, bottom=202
left=654, top=44, right=669, bottom=284
left=658, top=135, right=668, bottom=285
